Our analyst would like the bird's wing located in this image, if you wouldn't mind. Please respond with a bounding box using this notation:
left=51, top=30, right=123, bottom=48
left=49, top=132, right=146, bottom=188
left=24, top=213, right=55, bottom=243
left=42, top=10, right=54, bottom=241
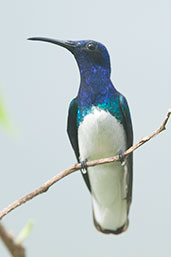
left=67, top=98, right=91, bottom=191
left=119, top=94, right=133, bottom=206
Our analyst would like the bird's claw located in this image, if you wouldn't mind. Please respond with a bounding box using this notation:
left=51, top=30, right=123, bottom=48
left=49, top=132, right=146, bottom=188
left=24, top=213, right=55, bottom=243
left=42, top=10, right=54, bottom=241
left=119, top=151, right=126, bottom=166
left=80, top=159, right=88, bottom=174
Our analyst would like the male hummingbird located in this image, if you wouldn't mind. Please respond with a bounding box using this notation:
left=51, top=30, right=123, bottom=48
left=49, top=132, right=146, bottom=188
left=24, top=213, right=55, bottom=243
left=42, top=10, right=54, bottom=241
left=28, top=37, right=133, bottom=234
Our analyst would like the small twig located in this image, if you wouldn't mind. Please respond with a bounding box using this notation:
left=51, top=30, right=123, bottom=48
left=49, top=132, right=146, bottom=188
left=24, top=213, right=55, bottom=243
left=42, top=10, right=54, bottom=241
left=0, top=222, right=25, bottom=257
left=0, top=109, right=170, bottom=221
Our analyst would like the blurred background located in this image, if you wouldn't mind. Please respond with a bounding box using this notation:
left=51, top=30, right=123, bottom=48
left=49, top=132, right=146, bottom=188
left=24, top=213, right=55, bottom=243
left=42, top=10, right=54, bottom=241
left=0, top=0, right=171, bottom=256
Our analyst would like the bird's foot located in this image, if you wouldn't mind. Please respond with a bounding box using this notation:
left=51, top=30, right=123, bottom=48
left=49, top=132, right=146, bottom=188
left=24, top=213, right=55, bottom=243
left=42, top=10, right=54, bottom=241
left=119, top=151, right=126, bottom=166
left=80, top=159, right=88, bottom=174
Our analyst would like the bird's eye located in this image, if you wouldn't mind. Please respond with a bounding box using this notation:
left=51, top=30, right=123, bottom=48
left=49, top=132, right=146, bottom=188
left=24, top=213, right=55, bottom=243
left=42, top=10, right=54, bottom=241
left=87, top=42, right=97, bottom=51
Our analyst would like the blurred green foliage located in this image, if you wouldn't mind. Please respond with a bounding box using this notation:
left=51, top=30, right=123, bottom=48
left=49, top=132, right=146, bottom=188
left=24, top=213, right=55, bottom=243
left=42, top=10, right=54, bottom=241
left=0, top=87, right=15, bottom=135
left=16, top=220, right=34, bottom=244
left=0, top=93, right=9, bottom=127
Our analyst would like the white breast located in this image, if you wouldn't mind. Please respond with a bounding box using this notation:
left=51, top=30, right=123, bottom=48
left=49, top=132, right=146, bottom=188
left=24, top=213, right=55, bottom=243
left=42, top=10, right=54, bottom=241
left=78, top=107, right=128, bottom=232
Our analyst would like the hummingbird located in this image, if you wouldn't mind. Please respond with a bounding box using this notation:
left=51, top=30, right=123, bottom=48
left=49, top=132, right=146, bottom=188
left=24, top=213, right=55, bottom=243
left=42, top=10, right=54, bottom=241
left=28, top=37, right=133, bottom=235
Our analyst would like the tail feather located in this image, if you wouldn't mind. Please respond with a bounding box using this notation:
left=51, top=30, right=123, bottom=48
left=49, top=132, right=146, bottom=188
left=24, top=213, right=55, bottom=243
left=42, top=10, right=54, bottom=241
left=93, top=211, right=129, bottom=235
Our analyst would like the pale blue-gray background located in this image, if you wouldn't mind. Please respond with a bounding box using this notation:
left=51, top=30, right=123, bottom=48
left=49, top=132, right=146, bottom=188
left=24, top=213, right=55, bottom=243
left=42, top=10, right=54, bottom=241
left=0, top=0, right=171, bottom=256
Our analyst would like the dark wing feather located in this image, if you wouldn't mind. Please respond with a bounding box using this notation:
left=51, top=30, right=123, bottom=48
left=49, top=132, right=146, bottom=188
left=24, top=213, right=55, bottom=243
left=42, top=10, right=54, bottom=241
left=119, top=94, right=133, bottom=208
left=67, top=98, right=91, bottom=191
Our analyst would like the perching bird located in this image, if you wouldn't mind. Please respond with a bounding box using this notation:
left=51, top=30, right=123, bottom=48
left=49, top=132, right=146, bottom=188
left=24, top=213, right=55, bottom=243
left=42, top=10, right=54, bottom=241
left=28, top=37, right=133, bottom=235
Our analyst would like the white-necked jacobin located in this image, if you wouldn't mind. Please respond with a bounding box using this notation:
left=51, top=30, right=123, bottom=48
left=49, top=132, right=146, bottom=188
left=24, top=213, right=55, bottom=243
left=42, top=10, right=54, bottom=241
left=28, top=37, right=133, bottom=235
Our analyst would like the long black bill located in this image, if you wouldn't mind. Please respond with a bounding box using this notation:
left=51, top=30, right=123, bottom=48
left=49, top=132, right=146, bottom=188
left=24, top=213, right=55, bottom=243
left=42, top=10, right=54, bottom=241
left=28, top=37, right=76, bottom=53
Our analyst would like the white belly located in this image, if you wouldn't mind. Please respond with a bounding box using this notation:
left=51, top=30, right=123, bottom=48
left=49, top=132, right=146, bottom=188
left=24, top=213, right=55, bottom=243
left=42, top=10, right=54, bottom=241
left=78, top=107, right=128, bottom=232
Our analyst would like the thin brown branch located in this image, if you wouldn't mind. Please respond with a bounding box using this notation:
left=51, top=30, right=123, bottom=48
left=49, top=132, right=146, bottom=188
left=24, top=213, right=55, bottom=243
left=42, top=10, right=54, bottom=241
left=0, top=222, right=25, bottom=257
left=0, top=109, right=170, bottom=221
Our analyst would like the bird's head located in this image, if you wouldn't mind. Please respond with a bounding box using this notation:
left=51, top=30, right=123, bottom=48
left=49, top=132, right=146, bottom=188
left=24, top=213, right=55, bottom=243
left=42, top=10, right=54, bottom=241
left=28, top=37, right=111, bottom=77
